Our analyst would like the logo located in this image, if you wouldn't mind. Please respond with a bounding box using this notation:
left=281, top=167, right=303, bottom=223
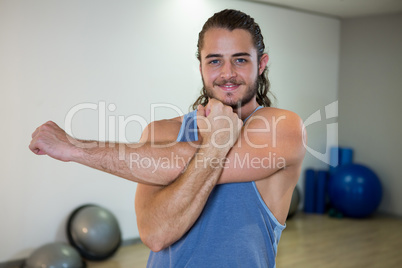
left=303, top=101, right=338, bottom=166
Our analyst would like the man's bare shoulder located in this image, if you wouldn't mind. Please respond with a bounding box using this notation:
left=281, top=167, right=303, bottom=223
left=140, top=116, right=183, bottom=143
left=246, top=107, right=304, bottom=137
left=244, top=107, right=306, bottom=165
left=251, top=107, right=302, bottom=124
left=154, top=116, right=183, bottom=132
left=218, top=106, right=305, bottom=186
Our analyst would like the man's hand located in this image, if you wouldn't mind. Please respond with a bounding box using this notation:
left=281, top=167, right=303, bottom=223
left=29, top=121, right=77, bottom=162
left=197, top=99, right=243, bottom=151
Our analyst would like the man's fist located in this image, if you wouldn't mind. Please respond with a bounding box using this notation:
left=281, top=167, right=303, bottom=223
left=197, top=99, right=243, bottom=150
left=29, top=121, right=77, bottom=162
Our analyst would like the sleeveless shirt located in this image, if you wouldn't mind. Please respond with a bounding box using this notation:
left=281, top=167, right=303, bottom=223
left=147, top=107, right=285, bottom=268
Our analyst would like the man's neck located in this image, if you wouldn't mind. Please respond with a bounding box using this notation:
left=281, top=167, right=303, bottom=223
left=233, top=99, right=259, bottom=121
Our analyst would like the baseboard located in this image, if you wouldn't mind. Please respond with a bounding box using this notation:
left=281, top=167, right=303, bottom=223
left=121, top=237, right=142, bottom=246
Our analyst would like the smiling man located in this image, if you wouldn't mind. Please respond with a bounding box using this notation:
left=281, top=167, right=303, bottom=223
left=29, top=9, right=305, bottom=268
left=136, top=9, right=306, bottom=268
left=198, top=29, right=268, bottom=113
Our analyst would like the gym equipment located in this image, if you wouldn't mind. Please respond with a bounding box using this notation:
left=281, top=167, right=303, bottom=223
left=316, top=170, right=328, bottom=214
left=329, top=147, right=354, bottom=173
left=67, top=204, right=121, bottom=260
left=340, top=147, right=353, bottom=165
left=287, top=185, right=300, bottom=219
left=303, top=169, right=315, bottom=213
left=23, top=242, right=85, bottom=268
left=328, top=164, right=382, bottom=218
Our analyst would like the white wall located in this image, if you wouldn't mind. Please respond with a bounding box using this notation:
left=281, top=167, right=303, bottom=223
left=0, top=0, right=340, bottom=262
left=338, top=13, right=402, bottom=216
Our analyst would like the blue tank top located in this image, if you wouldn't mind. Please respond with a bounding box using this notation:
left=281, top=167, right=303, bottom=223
left=147, top=107, right=285, bottom=268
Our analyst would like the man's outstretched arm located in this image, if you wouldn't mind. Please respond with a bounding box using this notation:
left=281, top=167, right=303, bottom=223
left=29, top=120, right=197, bottom=186
left=29, top=102, right=303, bottom=187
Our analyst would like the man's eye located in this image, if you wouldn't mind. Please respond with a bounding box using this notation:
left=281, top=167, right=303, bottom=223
left=236, top=58, right=247, bottom=63
left=209, top=60, right=220, bottom=65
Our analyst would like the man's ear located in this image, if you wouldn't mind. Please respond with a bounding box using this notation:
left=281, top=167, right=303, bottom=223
left=199, top=62, right=202, bottom=74
left=258, top=54, right=269, bottom=75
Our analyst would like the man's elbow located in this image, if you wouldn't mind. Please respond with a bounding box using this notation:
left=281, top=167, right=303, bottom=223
left=139, top=228, right=170, bottom=252
left=145, top=236, right=166, bottom=252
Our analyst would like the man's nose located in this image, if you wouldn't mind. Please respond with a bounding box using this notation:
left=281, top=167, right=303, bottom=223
left=220, top=62, right=236, bottom=79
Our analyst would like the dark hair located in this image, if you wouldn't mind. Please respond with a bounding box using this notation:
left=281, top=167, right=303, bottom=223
left=192, top=9, right=272, bottom=110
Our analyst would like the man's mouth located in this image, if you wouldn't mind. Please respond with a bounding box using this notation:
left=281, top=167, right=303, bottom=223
left=219, top=83, right=240, bottom=91
left=214, top=80, right=244, bottom=91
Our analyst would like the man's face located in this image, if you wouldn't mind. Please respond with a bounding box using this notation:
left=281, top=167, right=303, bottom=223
left=199, top=28, right=268, bottom=109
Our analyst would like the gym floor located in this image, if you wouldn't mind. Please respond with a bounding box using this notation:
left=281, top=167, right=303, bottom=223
left=86, top=213, right=402, bottom=268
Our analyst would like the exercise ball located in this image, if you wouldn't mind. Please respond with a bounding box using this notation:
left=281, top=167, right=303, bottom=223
left=67, top=204, right=121, bottom=261
left=24, top=242, right=85, bottom=268
left=328, top=164, right=382, bottom=218
left=287, top=185, right=300, bottom=219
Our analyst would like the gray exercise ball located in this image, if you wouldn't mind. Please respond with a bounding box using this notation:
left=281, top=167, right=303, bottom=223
left=287, top=185, right=300, bottom=219
left=67, top=204, right=121, bottom=261
left=24, top=242, right=84, bottom=268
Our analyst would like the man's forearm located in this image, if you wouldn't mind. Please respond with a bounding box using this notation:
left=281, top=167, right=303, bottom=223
left=71, top=140, right=199, bottom=186
left=135, top=100, right=243, bottom=251
left=136, top=145, right=229, bottom=251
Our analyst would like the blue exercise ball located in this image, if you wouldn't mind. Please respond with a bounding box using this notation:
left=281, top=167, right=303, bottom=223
left=329, top=164, right=382, bottom=218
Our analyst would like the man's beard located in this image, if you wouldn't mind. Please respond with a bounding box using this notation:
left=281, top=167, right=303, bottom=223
left=203, top=76, right=259, bottom=109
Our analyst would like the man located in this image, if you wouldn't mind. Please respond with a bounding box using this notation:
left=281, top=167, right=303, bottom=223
left=30, top=9, right=305, bottom=268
